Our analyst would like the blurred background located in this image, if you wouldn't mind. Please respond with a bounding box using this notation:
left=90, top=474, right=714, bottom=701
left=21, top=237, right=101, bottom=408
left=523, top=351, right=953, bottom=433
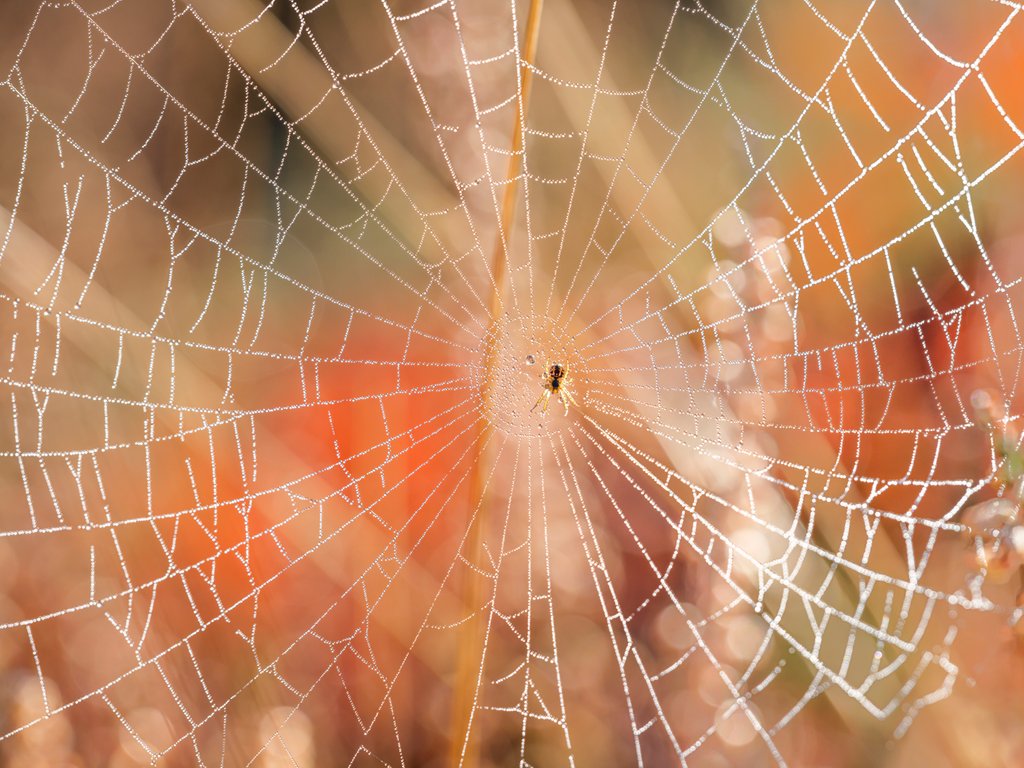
left=1, top=0, right=1023, bottom=765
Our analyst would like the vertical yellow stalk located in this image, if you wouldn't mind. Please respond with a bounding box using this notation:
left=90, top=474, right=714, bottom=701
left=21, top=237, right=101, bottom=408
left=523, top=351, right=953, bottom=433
left=449, top=2, right=544, bottom=766
left=488, top=0, right=543, bottom=319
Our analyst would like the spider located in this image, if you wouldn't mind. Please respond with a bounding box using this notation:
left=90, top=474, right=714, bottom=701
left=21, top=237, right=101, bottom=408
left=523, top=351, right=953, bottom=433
left=531, top=361, right=579, bottom=414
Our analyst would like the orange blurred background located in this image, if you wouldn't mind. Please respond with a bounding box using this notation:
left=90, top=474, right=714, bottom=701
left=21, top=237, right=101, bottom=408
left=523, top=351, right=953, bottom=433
left=1, top=0, right=1024, bottom=766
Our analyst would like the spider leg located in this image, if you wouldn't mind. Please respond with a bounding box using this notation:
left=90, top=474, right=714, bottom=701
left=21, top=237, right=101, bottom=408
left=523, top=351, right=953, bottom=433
left=531, top=389, right=551, bottom=413
left=562, top=385, right=579, bottom=411
left=554, top=390, right=568, bottom=414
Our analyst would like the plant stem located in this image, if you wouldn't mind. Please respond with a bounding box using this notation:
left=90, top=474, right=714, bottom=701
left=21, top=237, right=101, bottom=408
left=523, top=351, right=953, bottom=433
left=448, top=2, right=544, bottom=765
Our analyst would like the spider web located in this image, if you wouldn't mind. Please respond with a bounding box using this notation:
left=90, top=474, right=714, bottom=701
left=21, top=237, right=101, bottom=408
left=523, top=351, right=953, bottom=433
left=0, top=0, right=1022, bottom=765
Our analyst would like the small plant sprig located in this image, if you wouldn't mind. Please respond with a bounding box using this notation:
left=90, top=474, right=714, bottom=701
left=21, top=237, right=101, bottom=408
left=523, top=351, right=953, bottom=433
left=963, top=390, right=1024, bottom=640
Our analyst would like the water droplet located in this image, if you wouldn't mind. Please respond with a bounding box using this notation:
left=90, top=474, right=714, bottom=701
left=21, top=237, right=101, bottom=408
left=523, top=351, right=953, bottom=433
left=971, top=389, right=992, bottom=412
left=525, top=354, right=536, bottom=366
